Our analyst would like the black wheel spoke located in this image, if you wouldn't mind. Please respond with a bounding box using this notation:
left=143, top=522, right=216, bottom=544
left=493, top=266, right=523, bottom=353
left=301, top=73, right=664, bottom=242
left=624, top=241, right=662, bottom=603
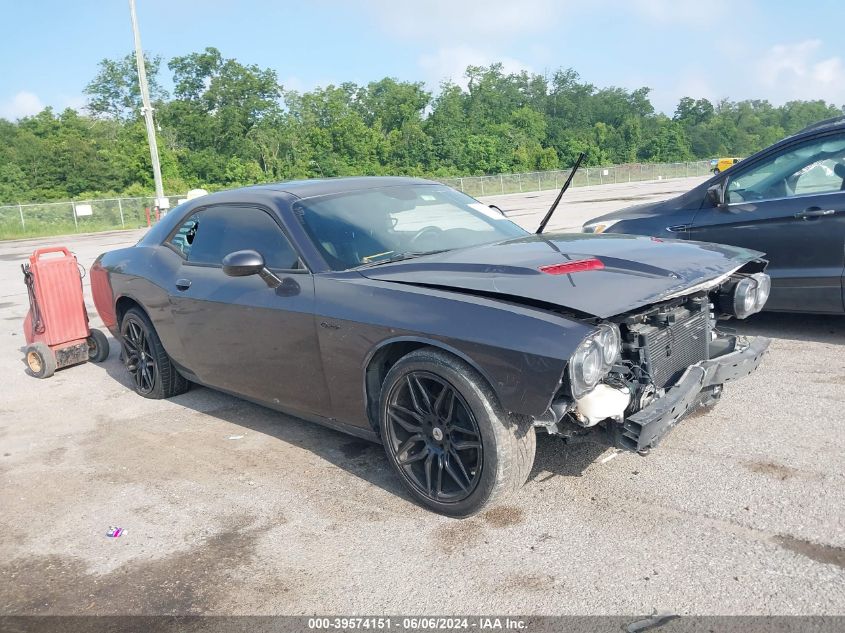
left=399, top=446, right=429, bottom=466
left=122, top=337, right=138, bottom=355
left=388, top=404, right=423, bottom=432
left=435, top=455, right=444, bottom=499
left=424, top=453, right=434, bottom=496
left=450, top=426, right=479, bottom=438
left=452, top=440, right=481, bottom=451
left=406, top=375, right=432, bottom=414
left=448, top=448, right=472, bottom=487
left=143, top=359, right=155, bottom=390
left=396, top=433, right=424, bottom=458
left=444, top=453, right=468, bottom=491
left=434, top=384, right=455, bottom=421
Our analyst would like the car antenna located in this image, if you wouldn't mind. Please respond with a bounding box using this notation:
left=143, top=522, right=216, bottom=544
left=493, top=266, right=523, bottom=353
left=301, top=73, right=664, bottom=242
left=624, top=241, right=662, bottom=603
left=536, top=151, right=586, bottom=234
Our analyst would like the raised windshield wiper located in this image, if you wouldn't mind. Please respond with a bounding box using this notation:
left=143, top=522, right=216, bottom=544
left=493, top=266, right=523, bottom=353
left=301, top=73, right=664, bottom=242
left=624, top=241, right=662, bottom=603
left=536, top=151, right=586, bottom=234
left=353, top=250, right=451, bottom=270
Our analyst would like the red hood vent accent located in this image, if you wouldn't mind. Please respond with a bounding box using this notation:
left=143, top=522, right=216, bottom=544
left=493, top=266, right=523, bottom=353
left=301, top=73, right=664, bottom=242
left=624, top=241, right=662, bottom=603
left=539, top=258, right=605, bottom=275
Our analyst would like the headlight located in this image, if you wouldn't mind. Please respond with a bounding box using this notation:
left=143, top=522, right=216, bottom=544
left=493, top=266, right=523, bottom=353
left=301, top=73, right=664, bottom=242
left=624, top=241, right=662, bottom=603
left=729, top=273, right=771, bottom=318
left=734, top=277, right=757, bottom=317
left=595, top=324, right=621, bottom=365
left=752, top=272, right=771, bottom=311
left=569, top=324, right=621, bottom=398
left=583, top=219, right=620, bottom=234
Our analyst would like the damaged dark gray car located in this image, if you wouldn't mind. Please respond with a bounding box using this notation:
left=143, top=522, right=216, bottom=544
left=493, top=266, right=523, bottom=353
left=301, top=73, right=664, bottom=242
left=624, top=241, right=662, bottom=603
left=92, top=177, right=771, bottom=516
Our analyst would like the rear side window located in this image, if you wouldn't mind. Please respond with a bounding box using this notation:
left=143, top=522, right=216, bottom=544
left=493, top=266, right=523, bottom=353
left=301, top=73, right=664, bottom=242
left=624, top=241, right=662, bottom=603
left=168, top=206, right=301, bottom=269
left=170, top=216, right=199, bottom=258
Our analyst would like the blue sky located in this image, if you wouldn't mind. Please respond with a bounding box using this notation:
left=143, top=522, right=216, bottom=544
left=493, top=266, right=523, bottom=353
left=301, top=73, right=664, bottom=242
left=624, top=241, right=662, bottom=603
left=1, top=0, right=844, bottom=119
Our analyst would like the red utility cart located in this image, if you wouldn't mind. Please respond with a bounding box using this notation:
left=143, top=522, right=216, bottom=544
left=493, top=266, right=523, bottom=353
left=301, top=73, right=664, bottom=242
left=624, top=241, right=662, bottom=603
left=22, top=246, right=109, bottom=378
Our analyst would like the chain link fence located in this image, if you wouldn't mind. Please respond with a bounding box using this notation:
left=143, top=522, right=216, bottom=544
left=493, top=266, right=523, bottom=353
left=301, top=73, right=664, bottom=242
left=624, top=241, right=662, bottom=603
left=439, top=160, right=712, bottom=198
left=0, top=195, right=188, bottom=240
left=0, top=160, right=712, bottom=239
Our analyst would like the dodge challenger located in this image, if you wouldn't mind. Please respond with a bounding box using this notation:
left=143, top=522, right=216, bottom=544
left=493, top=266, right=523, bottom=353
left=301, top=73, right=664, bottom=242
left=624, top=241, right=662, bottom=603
left=91, top=177, right=771, bottom=516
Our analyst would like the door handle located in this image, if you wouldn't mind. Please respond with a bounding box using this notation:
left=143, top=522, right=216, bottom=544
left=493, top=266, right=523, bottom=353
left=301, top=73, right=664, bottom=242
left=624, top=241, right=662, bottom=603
left=795, top=207, right=836, bottom=219
left=175, top=278, right=192, bottom=291
left=667, top=224, right=690, bottom=233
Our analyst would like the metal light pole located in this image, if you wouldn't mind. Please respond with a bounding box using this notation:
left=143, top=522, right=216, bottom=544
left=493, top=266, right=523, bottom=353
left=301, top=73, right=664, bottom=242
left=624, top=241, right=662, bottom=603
left=129, top=0, right=165, bottom=211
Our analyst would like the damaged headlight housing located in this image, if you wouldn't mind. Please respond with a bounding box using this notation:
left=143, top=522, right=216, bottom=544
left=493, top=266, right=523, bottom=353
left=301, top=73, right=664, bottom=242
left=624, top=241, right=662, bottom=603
left=728, top=272, right=771, bottom=319
left=569, top=323, right=621, bottom=398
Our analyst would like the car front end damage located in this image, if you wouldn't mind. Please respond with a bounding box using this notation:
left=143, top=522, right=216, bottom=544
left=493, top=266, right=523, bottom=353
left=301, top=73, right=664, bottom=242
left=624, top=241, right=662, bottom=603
left=535, top=267, right=772, bottom=451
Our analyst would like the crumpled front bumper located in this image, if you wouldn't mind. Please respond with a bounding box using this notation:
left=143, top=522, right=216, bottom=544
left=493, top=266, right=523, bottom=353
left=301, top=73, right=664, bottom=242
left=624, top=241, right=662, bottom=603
left=616, top=335, right=771, bottom=452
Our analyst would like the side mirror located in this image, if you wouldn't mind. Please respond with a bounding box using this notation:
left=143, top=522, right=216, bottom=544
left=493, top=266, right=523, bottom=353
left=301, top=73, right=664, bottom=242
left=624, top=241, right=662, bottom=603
left=706, top=183, right=725, bottom=208
left=223, top=250, right=283, bottom=289
left=222, top=249, right=265, bottom=277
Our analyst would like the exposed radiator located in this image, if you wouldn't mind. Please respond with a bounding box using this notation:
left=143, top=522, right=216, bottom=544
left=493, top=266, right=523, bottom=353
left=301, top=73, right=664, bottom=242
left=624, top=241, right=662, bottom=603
left=626, top=304, right=710, bottom=389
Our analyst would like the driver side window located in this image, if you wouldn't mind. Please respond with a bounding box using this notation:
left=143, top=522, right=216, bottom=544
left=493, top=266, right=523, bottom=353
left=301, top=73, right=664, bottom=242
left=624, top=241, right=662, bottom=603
left=168, top=206, right=301, bottom=269
left=727, top=132, right=845, bottom=204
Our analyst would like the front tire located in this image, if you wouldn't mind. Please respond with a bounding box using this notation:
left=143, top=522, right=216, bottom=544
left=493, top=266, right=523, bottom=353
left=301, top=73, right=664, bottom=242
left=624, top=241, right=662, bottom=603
left=379, top=348, right=535, bottom=517
left=120, top=307, right=189, bottom=399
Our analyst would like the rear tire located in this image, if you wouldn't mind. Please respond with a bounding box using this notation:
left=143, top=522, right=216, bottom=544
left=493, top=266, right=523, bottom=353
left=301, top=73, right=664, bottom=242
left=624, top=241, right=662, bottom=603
left=25, top=342, right=56, bottom=379
left=86, top=329, right=110, bottom=363
left=379, top=348, right=535, bottom=517
left=120, top=307, right=189, bottom=399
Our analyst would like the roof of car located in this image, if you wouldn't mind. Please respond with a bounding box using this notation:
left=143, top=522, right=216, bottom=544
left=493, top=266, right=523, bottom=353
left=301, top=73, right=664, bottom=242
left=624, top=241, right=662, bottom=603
left=244, top=176, right=442, bottom=198
left=795, top=115, right=845, bottom=136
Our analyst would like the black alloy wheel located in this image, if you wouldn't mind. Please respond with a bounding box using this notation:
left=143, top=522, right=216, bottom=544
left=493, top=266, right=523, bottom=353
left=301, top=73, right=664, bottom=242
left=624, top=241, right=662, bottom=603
left=121, top=316, right=156, bottom=395
left=385, top=371, right=483, bottom=503
left=379, top=348, right=536, bottom=517
left=119, top=307, right=189, bottom=399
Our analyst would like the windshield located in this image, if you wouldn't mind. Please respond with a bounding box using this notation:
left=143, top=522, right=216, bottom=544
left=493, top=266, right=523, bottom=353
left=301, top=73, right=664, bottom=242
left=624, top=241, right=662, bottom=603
left=293, top=184, right=528, bottom=270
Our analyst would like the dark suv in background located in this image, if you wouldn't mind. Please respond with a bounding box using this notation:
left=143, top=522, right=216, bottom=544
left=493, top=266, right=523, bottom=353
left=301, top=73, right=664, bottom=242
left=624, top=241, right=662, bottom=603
left=583, top=117, right=845, bottom=314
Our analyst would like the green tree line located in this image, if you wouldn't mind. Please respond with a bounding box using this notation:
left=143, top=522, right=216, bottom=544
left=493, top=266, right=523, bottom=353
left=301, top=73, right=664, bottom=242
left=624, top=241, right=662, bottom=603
left=1, top=47, right=842, bottom=205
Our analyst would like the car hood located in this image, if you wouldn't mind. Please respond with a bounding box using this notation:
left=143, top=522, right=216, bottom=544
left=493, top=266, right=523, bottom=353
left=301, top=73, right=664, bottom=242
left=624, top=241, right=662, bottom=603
left=585, top=178, right=713, bottom=227
left=359, top=233, right=764, bottom=319
left=587, top=200, right=669, bottom=224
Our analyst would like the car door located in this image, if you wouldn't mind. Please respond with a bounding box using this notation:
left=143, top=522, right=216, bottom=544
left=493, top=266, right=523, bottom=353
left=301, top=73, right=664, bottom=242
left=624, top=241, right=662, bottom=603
left=165, top=204, right=332, bottom=416
left=689, top=131, right=845, bottom=313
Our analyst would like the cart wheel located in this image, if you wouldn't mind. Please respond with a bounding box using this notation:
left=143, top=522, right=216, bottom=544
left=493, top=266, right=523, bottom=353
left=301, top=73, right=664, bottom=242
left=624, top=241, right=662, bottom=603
left=86, top=329, right=110, bottom=363
left=26, top=342, right=56, bottom=379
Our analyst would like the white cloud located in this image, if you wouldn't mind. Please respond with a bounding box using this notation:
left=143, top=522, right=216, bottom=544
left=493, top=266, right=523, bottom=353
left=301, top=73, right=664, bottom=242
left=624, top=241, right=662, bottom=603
left=619, top=39, right=845, bottom=115
left=757, top=40, right=845, bottom=104
left=60, top=94, right=87, bottom=112
left=0, top=91, right=44, bottom=120
left=419, top=46, right=533, bottom=91
left=369, top=0, right=566, bottom=41
left=646, top=75, right=719, bottom=115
